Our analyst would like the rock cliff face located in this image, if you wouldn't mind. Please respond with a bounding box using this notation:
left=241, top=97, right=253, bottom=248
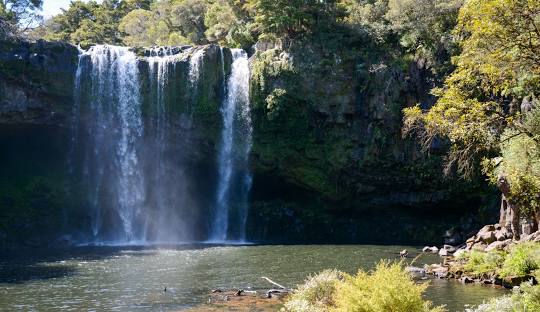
left=0, top=40, right=78, bottom=124
left=249, top=42, right=479, bottom=199
left=246, top=40, right=495, bottom=243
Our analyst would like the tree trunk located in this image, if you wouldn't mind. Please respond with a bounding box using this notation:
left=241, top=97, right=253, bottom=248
left=497, top=175, right=521, bottom=240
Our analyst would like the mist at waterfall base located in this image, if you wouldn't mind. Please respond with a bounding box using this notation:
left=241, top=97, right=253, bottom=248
left=69, top=45, right=251, bottom=245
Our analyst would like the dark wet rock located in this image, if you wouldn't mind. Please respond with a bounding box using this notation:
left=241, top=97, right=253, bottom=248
left=0, top=39, right=78, bottom=124
left=460, top=276, right=474, bottom=284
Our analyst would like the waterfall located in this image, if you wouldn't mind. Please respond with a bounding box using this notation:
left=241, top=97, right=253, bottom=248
left=209, top=49, right=252, bottom=242
left=75, top=45, right=145, bottom=242
left=72, top=44, right=250, bottom=245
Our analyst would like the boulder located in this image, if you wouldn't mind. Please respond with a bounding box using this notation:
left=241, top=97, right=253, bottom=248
left=494, top=228, right=511, bottom=241
left=471, top=243, right=487, bottom=252
left=521, top=231, right=540, bottom=242
left=439, top=249, right=450, bottom=257
left=479, top=224, right=496, bottom=232
left=477, top=230, right=496, bottom=244
left=422, top=246, right=439, bottom=253
left=485, top=239, right=512, bottom=252
left=466, top=236, right=476, bottom=244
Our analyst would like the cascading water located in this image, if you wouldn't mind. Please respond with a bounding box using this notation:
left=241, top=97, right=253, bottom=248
left=74, top=45, right=145, bottom=242
left=209, top=49, right=252, bottom=242
left=72, top=44, right=251, bottom=244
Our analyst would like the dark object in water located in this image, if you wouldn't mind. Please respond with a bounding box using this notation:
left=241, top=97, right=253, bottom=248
left=400, top=249, right=408, bottom=258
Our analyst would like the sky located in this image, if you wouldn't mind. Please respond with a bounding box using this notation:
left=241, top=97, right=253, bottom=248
left=42, top=0, right=102, bottom=18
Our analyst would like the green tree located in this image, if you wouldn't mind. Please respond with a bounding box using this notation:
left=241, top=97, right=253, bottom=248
left=252, top=0, right=318, bottom=39
left=340, top=0, right=462, bottom=74
left=339, top=0, right=390, bottom=44
left=403, top=0, right=540, bottom=236
left=44, top=0, right=140, bottom=46
left=385, top=0, right=462, bottom=74
left=204, top=0, right=236, bottom=43
left=170, top=0, right=208, bottom=44
left=204, top=0, right=255, bottom=48
left=119, top=8, right=156, bottom=46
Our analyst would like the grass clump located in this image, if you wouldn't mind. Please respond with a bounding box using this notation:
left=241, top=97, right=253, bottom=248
left=500, top=242, right=540, bottom=278
left=462, top=251, right=505, bottom=278
left=457, top=242, right=540, bottom=279
left=284, top=261, right=445, bottom=312
left=284, top=269, right=344, bottom=312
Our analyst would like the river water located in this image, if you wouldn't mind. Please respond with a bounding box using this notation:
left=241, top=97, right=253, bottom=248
left=0, top=245, right=504, bottom=311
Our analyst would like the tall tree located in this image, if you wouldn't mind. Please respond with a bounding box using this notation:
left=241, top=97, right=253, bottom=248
left=1, top=0, right=42, bottom=33
left=403, top=0, right=540, bottom=237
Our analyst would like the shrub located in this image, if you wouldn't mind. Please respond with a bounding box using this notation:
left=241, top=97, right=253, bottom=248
left=332, top=261, right=445, bottom=312
left=500, top=242, right=540, bottom=278
left=463, top=250, right=505, bottom=278
left=284, top=269, right=344, bottom=312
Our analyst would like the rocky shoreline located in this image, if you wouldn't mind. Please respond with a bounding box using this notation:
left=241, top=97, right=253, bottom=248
left=417, top=224, right=540, bottom=288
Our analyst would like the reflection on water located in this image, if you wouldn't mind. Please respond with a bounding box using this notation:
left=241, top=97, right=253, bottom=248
left=0, top=245, right=505, bottom=311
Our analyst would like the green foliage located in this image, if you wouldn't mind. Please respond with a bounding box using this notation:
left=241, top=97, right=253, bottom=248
left=456, top=242, right=540, bottom=280
left=204, top=0, right=235, bottom=43
left=333, top=261, right=445, bottom=312
left=252, top=0, right=317, bottom=39
left=462, top=251, right=506, bottom=278
left=285, top=269, right=344, bottom=312
left=483, top=108, right=540, bottom=215
left=403, top=0, right=540, bottom=211
left=44, top=0, right=141, bottom=46
left=204, top=0, right=255, bottom=48
left=339, top=0, right=462, bottom=74
left=265, top=88, right=287, bottom=120
left=169, top=0, right=208, bottom=44
left=118, top=9, right=156, bottom=46
left=340, top=0, right=390, bottom=43
left=284, top=262, right=445, bottom=312
left=500, top=242, right=540, bottom=278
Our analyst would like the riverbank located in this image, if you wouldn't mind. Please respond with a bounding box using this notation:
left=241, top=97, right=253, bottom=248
left=421, top=226, right=540, bottom=289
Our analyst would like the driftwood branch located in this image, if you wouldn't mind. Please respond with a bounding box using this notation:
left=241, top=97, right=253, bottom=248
left=261, top=276, right=288, bottom=290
